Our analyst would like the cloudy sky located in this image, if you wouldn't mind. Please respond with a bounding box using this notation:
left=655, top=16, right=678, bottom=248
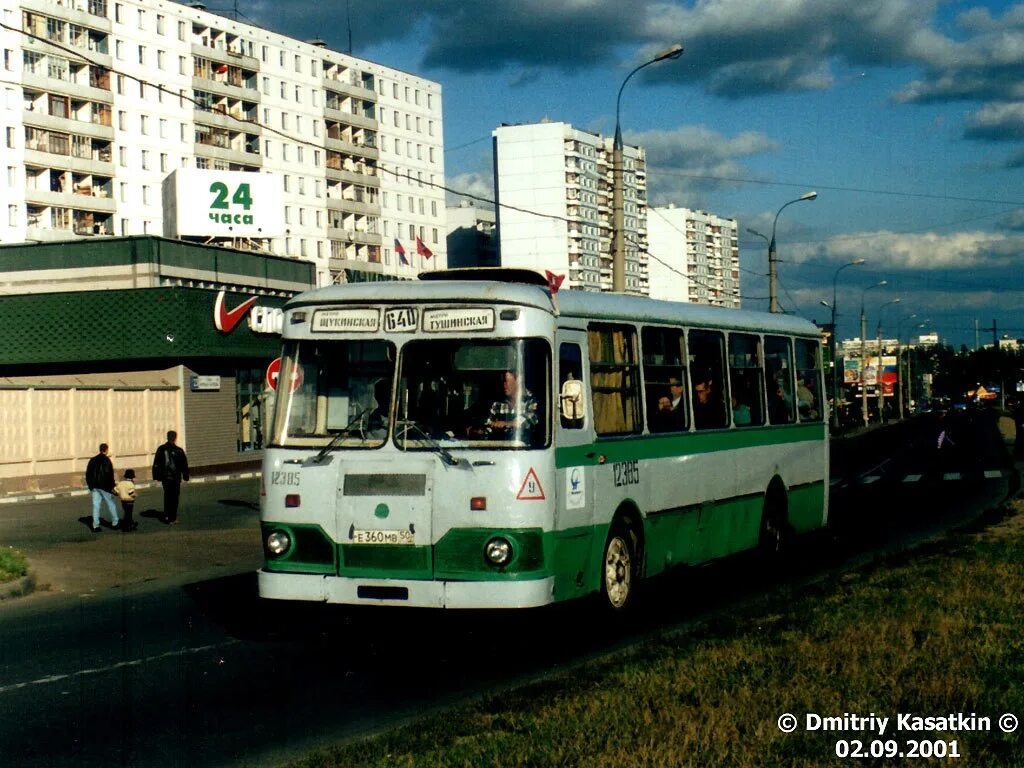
left=212, top=0, right=1022, bottom=347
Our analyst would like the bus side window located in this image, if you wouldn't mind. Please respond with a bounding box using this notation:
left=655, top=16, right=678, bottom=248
left=688, top=329, right=729, bottom=430
left=641, top=326, right=687, bottom=433
left=588, top=324, right=641, bottom=435
left=765, top=335, right=796, bottom=424
left=727, top=333, right=764, bottom=427
left=795, top=338, right=822, bottom=421
left=559, top=342, right=585, bottom=429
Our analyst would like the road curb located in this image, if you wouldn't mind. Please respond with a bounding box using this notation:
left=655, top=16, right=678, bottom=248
left=0, top=472, right=261, bottom=506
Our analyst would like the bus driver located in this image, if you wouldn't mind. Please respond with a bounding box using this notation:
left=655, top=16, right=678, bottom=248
left=471, top=370, right=538, bottom=439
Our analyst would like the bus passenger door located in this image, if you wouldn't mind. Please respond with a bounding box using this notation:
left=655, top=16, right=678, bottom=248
left=553, top=333, right=595, bottom=601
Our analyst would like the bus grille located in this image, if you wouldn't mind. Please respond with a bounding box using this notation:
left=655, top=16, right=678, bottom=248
left=343, top=474, right=426, bottom=496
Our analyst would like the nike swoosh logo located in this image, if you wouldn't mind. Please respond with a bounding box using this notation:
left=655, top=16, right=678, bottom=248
left=214, top=291, right=259, bottom=333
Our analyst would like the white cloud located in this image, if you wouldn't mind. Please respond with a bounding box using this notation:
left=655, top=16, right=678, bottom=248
left=819, top=230, right=1023, bottom=271
left=445, top=171, right=495, bottom=207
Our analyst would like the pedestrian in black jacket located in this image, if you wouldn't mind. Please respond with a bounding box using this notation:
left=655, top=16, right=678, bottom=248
left=85, top=443, right=120, bottom=532
left=152, top=431, right=190, bottom=525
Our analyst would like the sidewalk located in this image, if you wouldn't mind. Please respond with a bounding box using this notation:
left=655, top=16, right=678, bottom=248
left=0, top=473, right=263, bottom=603
left=0, top=469, right=261, bottom=506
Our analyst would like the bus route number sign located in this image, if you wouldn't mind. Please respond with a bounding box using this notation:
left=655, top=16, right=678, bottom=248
left=384, top=307, right=418, bottom=333
left=613, top=460, right=640, bottom=487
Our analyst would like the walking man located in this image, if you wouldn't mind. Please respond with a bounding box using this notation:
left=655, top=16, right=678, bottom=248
left=152, top=430, right=190, bottom=525
left=85, top=443, right=119, bottom=532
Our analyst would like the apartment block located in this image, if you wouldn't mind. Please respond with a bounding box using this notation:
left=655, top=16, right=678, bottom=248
left=492, top=121, right=648, bottom=294
left=0, top=0, right=446, bottom=285
left=647, top=205, right=741, bottom=307
left=445, top=201, right=496, bottom=268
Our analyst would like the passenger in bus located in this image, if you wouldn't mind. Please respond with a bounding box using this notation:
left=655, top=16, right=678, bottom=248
left=768, top=382, right=792, bottom=424
left=731, top=395, right=752, bottom=426
left=668, top=377, right=685, bottom=411
left=470, top=370, right=538, bottom=440
left=797, top=374, right=818, bottom=419
left=692, top=372, right=721, bottom=429
left=649, top=395, right=676, bottom=433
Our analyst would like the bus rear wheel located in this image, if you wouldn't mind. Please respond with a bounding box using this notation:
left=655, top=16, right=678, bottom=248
left=601, top=525, right=636, bottom=611
left=758, top=484, right=790, bottom=560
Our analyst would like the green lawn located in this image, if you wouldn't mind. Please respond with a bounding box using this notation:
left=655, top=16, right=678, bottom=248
left=288, top=503, right=1024, bottom=768
left=0, top=548, right=28, bottom=584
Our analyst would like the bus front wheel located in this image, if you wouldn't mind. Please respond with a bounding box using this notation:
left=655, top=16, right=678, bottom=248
left=601, top=524, right=637, bottom=611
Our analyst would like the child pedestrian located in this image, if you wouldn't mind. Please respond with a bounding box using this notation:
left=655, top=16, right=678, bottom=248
left=114, top=468, right=138, bottom=532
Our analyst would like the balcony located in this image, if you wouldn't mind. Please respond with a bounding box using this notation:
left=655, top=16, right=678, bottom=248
left=23, top=109, right=113, bottom=141
left=325, top=164, right=380, bottom=187
left=324, top=136, right=379, bottom=161
left=326, top=228, right=382, bottom=247
left=323, top=106, right=377, bottom=132
left=21, top=0, right=112, bottom=29
left=322, top=76, right=376, bottom=102
left=325, top=196, right=379, bottom=217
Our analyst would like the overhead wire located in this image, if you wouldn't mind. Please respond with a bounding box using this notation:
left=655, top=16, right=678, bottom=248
left=6, top=20, right=1020, bottom=323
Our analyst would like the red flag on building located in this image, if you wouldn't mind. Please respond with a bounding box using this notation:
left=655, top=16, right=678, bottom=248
left=214, top=63, right=228, bottom=75
left=416, top=236, right=433, bottom=259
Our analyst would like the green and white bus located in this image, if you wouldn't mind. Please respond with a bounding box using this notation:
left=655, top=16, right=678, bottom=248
left=259, top=269, right=828, bottom=610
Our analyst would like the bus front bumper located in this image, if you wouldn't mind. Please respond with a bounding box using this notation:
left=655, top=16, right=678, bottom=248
left=258, top=569, right=556, bottom=609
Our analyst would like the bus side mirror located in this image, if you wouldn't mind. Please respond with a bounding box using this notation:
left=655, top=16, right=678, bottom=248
left=560, top=379, right=585, bottom=421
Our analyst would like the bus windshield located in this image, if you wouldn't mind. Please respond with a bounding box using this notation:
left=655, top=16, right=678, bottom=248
left=395, top=338, right=550, bottom=450
left=269, top=339, right=396, bottom=448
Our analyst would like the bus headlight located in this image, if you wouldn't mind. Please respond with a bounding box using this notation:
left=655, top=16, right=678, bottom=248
left=484, top=537, right=512, bottom=567
left=266, top=530, right=291, bottom=557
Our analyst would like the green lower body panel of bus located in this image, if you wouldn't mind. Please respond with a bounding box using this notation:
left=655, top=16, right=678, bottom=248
left=261, top=480, right=825, bottom=601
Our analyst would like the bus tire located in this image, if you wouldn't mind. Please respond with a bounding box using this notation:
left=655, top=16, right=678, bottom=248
left=758, top=481, right=790, bottom=559
left=601, top=522, right=638, bottom=612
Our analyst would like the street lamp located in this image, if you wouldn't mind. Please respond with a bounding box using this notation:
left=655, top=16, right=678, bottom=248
left=612, top=43, right=683, bottom=293
left=768, top=191, right=818, bottom=313
left=825, top=258, right=866, bottom=428
left=898, top=318, right=928, bottom=420
left=875, top=297, right=901, bottom=422
left=859, top=280, right=887, bottom=427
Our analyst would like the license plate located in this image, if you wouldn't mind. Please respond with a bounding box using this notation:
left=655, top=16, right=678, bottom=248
left=351, top=528, right=415, bottom=545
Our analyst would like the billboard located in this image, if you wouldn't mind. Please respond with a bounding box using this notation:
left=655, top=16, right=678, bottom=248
left=163, top=169, right=284, bottom=238
left=843, top=356, right=898, bottom=394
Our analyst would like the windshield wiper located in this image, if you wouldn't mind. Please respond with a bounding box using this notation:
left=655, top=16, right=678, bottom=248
left=309, top=406, right=368, bottom=463
left=395, top=419, right=462, bottom=467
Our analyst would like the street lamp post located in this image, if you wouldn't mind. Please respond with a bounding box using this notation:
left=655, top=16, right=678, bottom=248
left=859, top=280, right=887, bottom=427
left=767, top=191, right=818, bottom=313
left=612, top=43, right=683, bottom=293
left=826, top=258, right=866, bottom=428
left=875, top=297, right=901, bottom=423
left=897, top=319, right=928, bottom=420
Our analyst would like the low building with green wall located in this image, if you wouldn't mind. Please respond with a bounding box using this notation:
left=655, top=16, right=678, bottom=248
left=0, top=236, right=314, bottom=495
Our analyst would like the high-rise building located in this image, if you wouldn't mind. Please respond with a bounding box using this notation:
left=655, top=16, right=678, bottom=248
left=492, top=121, right=648, bottom=294
left=446, top=201, right=496, bottom=268
left=647, top=205, right=741, bottom=307
left=0, top=0, right=446, bottom=285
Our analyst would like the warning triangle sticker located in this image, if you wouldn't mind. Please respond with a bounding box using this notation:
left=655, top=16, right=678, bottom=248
left=516, top=467, right=546, bottom=500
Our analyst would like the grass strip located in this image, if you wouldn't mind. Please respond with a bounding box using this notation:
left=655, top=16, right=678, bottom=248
left=289, top=503, right=1024, bottom=768
left=0, top=548, right=28, bottom=584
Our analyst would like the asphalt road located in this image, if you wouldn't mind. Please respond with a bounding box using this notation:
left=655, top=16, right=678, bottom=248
left=0, top=414, right=1016, bottom=768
